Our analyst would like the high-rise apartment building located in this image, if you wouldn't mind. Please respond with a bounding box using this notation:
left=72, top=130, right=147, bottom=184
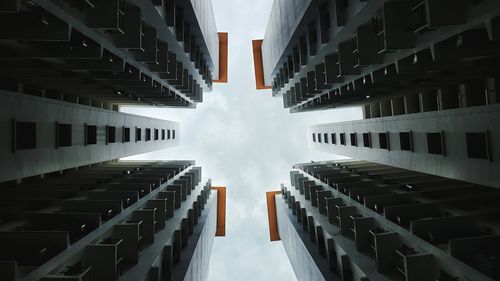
left=267, top=160, right=500, bottom=281
left=0, top=1, right=228, bottom=280
left=260, top=1, right=500, bottom=281
left=0, top=0, right=228, bottom=110
left=253, top=0, right=500, bottom=113
left=0, top=160, right=226, bottom=281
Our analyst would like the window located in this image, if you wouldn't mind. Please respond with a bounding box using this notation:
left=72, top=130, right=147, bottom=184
left=172, top=130, right=176, bottom=139
left=318, top=133, right=322, bottom=143
left=167, top=129, right=171, bottom=140
left=331, top=133, right=336, bottom=144
left=85, top=124, right=97, bottom=145
left=324, top=133, right=329, bottom=144
left=312, top=133, right=316, bottom=142
left=136, top=127, right=142, bottom=142
left=161, top=129, right=165, bottom=140
left=399, top=132, right=412, bottom=151
left=427, top=132, right=444, bottom=155
left=123, top=127, right=130, bottom=143
left=154, top=129, right=159, bottom=141
left=363, top=133, right=371, bottom=148
left=145, top=128, right=151, bottom=141
left=340, top=133, right=346, bottom=145
left=466, top=132, right=490, bottom=160
left=106, top=126, right=116, bottom=144
left=56, top=123, right=72, bottom=148
left=379, top=133, right=389, bottom=150
left=13, top=121, right=36, bottom=150
left=350, top=133, right=357, bottom=147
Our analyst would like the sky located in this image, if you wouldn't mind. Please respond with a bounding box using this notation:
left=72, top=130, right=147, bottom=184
left=121, top=0, right=362, bottom=280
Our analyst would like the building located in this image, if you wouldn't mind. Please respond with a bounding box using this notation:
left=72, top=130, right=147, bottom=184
left=258, top=1, right=500, bottom=280
left=0, top=160, right=227, bottom=281
left=0, top=90, right=181, bottom=183
left=309, top=104, right=500, bottom=187
left=0, top=1, right=228, bottom=280
left=252, top=0, right=500, bottom=113
left=0, top=0, right=231, bottom=180
left=0, top=0, right=228, bottom=110
left=267, top=160, right=500, bottom=281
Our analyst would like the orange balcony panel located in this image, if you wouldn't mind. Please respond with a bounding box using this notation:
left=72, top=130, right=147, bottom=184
left=266, top=191, right=282, bottom=241
left=212, top=186, right=227, bottom=236
left=252, top=40, right=271, bottom=90
left=214, top=32, right=228, bottom=83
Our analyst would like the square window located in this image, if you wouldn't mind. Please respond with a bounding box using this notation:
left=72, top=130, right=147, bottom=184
left=154, top=129, right=159, bottom=141
left=363, top=133, right=371, bottom=148
left=107, top=126, right=116, bottom=144
left=340, top=133, right=346, bottom=145
left=145, top=128, right=151, bottom=141
left=13, top=121, right=36, bottom=150
left=312, top=133, right=316, bottom=142
left=161, top=129, right=165, bottom=140
left=324, top=133, right=329, bottom=144
left=172, top=130, right=176, bottom=139
left=85, top=124, right=97, bottom=145
left=427, top=133, right=444, bottom=155
left=466, top=132, right=489, bottom=160
left=136, top=127, right=142, bottom=142
left=399, top=132, right=412, bottom=151
left=350, top=133, right=357, bottom=147
left=379, top=133, right=389, bottom=150
left=57, top=123, right=72, bottom=148
left=318, top=133, right=322, bottom=143
left=331, top=133, right=336, bottom=144
left=123, top=127, right=130, bottom=143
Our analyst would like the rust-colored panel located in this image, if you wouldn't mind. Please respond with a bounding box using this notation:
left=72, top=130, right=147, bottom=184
left=266, top=191, right=282, bottom=241
left=252, top=40, right=272, bottom=90
left=211, top=186, right=226, bottom=236
left=214, top=32, right=228, bottom=83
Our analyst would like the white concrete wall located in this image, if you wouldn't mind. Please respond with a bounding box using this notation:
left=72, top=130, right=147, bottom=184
left=0, top=90, right=180, bottom=182
left=309, top=104, right=500, bottom=188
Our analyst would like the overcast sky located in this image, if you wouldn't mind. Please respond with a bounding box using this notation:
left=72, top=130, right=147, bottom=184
left=121, top=0, right=362, bottom=280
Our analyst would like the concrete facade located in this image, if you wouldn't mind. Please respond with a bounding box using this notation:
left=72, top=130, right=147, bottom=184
left=0, top=161, right=222, bottom=281
left=256, top=0, right=500, bottom=114
left=0, top=0, right=224, bottom=109
left=269, top=160, right=500, bottom=281
left=310, top=104, right=500, bottom=187
left=0, top=90, right=180, bottom=183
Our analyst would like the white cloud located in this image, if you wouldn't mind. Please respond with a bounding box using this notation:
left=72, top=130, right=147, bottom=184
left=121, top=0, right=362, bottom=280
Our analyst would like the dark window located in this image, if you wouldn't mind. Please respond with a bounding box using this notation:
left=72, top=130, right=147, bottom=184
left=154, top=129, right=159, bottom=141
left=466, top=132, right=489, bottom=160
left=13, top=121, right=36, bottom=150
left=340, top=133, right=346, bottom=145
left=123, top=127, right=130, bottom=143
left=172, top=130, right=176, bottom=139
left=161, top=129, right=165, bottom=140
left=313, top=133, right=316, bottom=142
left=363, top=133, right=371, bottom=148
left=85, top=124, right=97, bottom=145
left=427, top=132, right=444, bottom=155
left=167, top=129, right=171, bottom=140
left=379, top=133, right=389, bottom=150
left=136, top=127, right=142, bottom=142
left=145, top=128, right=151, bottom=141
left=350, top=133, right=357, bottom=147
left=57, top=123, right=72, bottom=148
left=331, top=133, right=336, bottom=144
left=317, top=133, right=322, bottom=143
left=324, top=133, right=329, bottom=144
left=107, top=126, right=116, bottom=144
left=399, top=132, right=412, bottom=151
